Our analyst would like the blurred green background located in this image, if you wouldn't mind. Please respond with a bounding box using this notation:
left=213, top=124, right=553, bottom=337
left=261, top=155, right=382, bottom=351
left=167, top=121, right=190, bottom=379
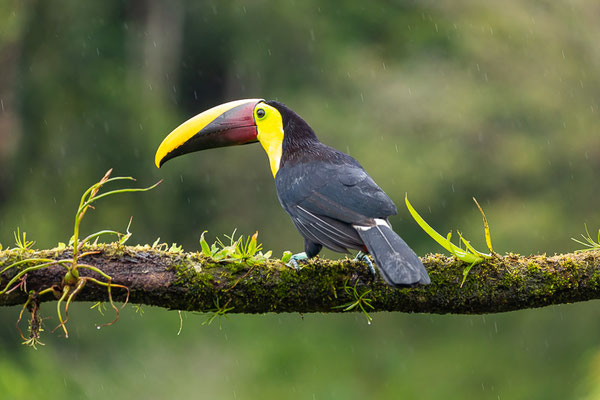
left=1, top=0, right=600, bottom=398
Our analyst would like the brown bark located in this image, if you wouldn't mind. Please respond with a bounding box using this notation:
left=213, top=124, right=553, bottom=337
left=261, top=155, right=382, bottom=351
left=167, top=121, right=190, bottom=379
left=1, top=244, right=600, bottom=314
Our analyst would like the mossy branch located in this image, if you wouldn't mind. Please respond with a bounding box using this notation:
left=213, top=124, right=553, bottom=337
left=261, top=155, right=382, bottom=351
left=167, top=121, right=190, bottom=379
left=2, top=244, right=600, bottom=314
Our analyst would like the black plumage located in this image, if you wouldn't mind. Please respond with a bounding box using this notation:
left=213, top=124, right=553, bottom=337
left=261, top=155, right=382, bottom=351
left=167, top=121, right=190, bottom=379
left=268, top=101, right=430, bottom=286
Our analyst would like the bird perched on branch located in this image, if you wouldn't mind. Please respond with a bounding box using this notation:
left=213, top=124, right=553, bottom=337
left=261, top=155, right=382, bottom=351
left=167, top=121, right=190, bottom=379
left=155, top=99, right=430, bottom=287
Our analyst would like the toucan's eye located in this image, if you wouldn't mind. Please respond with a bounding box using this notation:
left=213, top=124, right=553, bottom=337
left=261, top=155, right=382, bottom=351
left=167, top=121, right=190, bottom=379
left=256, top=108, right=266, bottom=118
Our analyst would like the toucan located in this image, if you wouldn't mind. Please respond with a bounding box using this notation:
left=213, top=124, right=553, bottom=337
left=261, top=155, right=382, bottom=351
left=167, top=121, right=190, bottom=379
left=155, top=99, right=430, bottom=287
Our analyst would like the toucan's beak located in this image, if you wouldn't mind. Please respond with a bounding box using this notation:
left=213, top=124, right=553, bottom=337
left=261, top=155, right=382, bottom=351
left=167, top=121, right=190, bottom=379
left=155, top=98, right=263, bottom=168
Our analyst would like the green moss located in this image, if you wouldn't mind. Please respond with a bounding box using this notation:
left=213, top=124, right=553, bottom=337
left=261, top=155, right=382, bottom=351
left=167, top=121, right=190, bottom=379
left=4, top=246, right=600, bottom=314
left=526, top=261, right=542, bottom=273
left=95, top=242, right=127, bottom=258
left=501, top=265, right=525, bottom=287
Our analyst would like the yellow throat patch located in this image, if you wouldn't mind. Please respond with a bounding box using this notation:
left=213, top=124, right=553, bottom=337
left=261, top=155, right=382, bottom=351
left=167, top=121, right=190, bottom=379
left=254, top=103, right=284, bottom=177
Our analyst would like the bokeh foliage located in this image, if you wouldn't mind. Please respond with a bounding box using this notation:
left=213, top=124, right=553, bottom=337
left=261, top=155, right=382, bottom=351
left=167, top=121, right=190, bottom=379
left=1, top=0, right=599, bottom=398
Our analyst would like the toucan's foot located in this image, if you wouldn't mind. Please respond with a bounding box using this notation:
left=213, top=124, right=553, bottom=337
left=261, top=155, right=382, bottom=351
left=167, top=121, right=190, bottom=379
left=287, top=252, right=308, bottom=270
left=354, top=251, right=376, bottom=276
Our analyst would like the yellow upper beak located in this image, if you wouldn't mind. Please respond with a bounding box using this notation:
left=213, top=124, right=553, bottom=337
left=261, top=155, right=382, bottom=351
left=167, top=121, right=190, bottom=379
left=155, top=98, right=263, bottom=168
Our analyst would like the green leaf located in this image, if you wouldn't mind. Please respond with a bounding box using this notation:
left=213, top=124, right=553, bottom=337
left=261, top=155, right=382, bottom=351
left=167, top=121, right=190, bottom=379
left=247, top=231, right=258, bottom=256
left=13, top=227, right=35, bottom=250
left=405, top=195, right=482, bottom=264
left=572, top=224, right=600, bottom=252
left=458, top=231, right=479, bottom=255
left=213, top=248, right=231, bottom=261
left=473, top=197, right=494, bottom=254
left=199, top=231, right=211, bottom=257
left=118, top=217, right=133, bottom=245
left=461, top=261, right=478, bottom=288
left=169, top=243, right=183, bottom=253
left=281, top=251, right=292, bottom=264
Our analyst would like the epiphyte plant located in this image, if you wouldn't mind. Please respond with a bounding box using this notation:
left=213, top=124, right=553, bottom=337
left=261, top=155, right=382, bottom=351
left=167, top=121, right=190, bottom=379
left=405, top=195, right=500, bottom=286
left=0, top=169, right=160, bottom=346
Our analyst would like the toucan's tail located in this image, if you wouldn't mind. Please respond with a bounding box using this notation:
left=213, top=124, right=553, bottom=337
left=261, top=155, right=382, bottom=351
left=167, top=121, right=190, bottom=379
left=355, top=221, right=430, bottom=287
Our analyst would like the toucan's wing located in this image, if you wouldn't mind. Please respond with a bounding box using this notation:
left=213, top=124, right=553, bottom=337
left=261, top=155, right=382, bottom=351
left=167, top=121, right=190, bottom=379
left=275, top=149, right=398, bottom=252
left=286, top=204, right=364, bottom=253
left=275, top=153, right=397, bottom=226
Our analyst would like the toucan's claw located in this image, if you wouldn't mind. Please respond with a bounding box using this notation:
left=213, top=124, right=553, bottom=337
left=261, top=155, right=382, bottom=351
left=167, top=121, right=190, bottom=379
left=287, top=252, right=308, bottom=271
left=354, top=251, right=377, bottom=276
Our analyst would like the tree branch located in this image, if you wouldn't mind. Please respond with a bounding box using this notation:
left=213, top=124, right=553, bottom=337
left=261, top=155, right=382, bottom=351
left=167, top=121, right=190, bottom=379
left=1, top=244, right=600, bottom=314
